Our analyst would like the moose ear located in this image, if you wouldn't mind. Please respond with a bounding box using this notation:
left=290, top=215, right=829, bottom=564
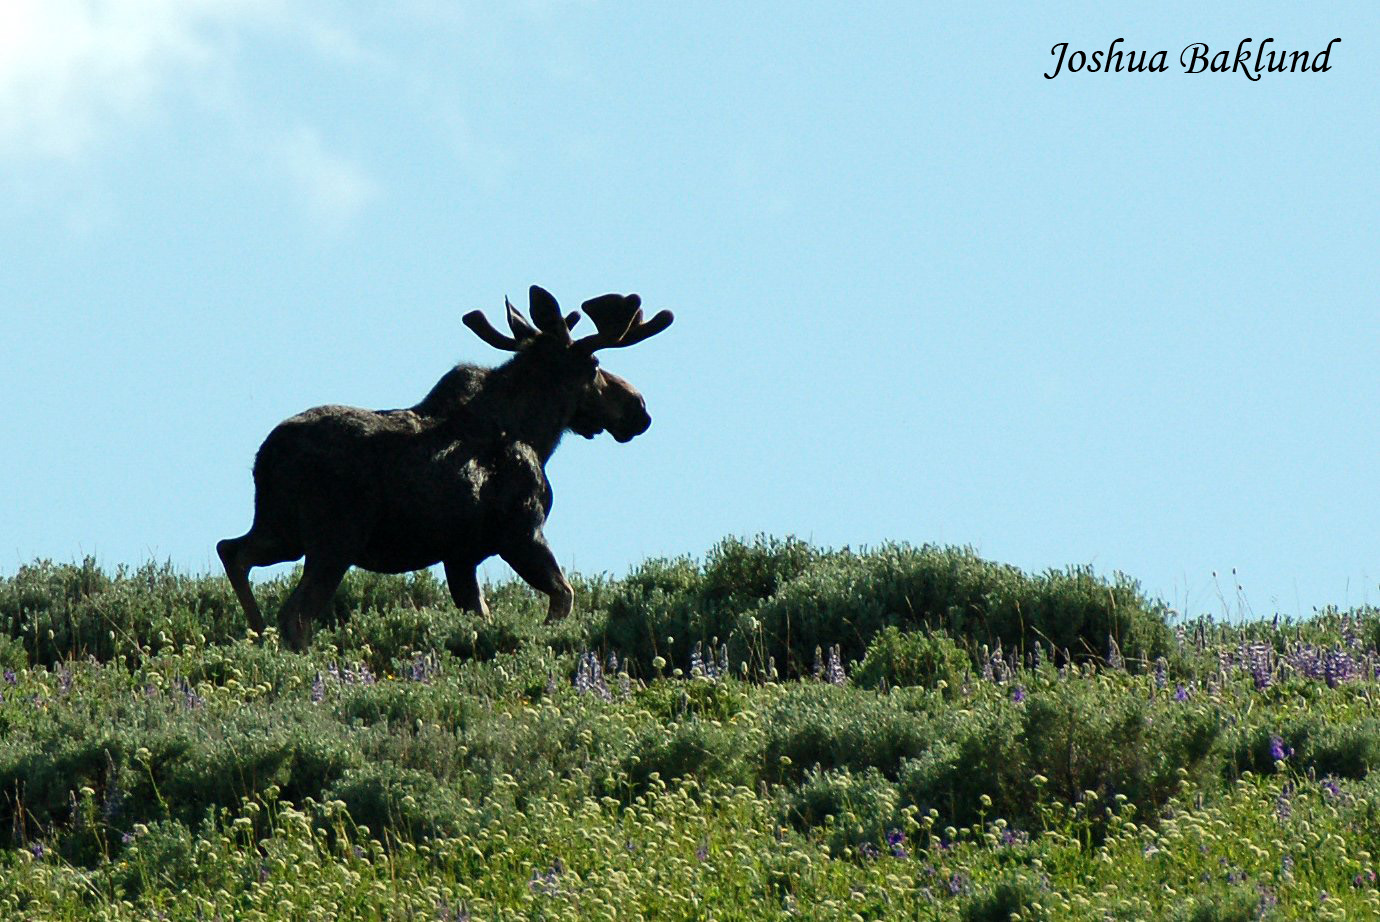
left=528, top=285, right=567, bottom=336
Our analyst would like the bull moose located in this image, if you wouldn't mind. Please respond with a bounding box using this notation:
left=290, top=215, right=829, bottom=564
left=218, top=285, right=673, bottom=650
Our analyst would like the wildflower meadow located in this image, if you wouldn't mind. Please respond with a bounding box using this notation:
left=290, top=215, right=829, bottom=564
left=1, top=537, right=1378, bottom=920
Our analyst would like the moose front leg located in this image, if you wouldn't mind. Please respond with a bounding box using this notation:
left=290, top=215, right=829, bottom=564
left=499, top=534, right=574, bottom=623
left=443, top=559, right=489, bottom=618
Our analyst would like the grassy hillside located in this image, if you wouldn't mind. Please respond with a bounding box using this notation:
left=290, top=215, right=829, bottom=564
left=0, top=538, right=1377, bottom=920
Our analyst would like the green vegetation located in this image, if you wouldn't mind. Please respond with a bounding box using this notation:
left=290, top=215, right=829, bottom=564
left=0, top=537, right=1377, bottom=920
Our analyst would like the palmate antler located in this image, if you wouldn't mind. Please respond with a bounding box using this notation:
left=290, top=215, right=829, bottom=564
left=574, top=293, right=674, bottom=354
left=464, top=286, right=672, bottom=353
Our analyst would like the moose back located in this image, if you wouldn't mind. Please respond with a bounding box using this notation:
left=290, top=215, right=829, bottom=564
left=218, top=285, right=673, bottom=650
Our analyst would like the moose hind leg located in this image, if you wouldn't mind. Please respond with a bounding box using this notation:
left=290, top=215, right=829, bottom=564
left=443, top=559, right=489, bottom=618
left=499, top=535, right=573, bottom=624
left=278, top=557, right=349, bottom=652
left=218, top=531, right=298, bottom=634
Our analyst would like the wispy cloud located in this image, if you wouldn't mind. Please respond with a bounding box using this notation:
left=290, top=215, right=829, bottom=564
left=0, top=1, right=386, bottom=230
left=280, top=126, right=379, bottom=231
left=0, top=0, right=276, bottom=160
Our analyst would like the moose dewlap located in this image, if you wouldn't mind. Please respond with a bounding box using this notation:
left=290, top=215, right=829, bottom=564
left=218, top=285, right=673, bottom=651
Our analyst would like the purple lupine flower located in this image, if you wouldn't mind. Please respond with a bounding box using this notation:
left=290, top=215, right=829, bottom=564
left=1341, top=616, right=1361, bottom=649
left=29, top=841, right=44, bottom=859
left=1321, top=777, right=1342, bottom=800
left=2, top=669, right=15, bottom=685
left=947, top=872, right=966, bottom=896
left=857, top=842, right=880, bottom=860
left=1154, top=657, right=1168, bottom=690
left=436, top=900, right=470, bottom=921
left=1106, top=635, right=1124, bottom=671
left=1239, top=642, right=1273, bottom=690
left=886, top=829, right=908, bottom=859
left=58, top=666, right=73, bottom=695
left=696, top=841, right=709, bottom=862
left=311, top=673, right=325, bottom=704
left=102, top=781, right=125, bottom=820
left=176, top=677, right=203, bottom=709
left=1323, top=649, right=1355, bottom=688
left=1174, top=684, right=1190, bottom=702
left=690, top=642, right=706, bottom=678
left=574, top=652, right=611, bottom=700
left=121, top=831, right=136, bottom=845
left=989, top=641, right=1007, bottom=683
left=1011, top=686, right=1026, bottom=703
left=1275, top=784, right=1294, bottom=822
left=529, top=861, right=563, bottom=896
left=409, top=652, right=436, bottom=683
left=824, top=645, right=847, bottom=686
left=1269, top=736, right=1293, bottom=762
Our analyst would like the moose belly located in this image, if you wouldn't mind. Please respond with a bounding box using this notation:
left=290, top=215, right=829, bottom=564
left=350, top=459, right=489, bottom=572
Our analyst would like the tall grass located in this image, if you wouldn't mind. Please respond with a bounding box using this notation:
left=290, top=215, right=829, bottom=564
left=0, top=539, right=1377, bottom=919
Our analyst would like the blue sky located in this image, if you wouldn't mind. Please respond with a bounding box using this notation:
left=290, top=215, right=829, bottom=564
left=3, top=2, right=1377, bottom=619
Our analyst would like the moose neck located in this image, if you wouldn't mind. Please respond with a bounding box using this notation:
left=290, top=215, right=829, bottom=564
left=476, top=352, right=581, bottom=462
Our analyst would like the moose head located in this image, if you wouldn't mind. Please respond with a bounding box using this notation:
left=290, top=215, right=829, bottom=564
left=462, top=285, right=674, bottom=444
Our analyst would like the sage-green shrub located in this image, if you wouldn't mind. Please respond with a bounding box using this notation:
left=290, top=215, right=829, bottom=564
left=853, top=626, right=972, bottom=691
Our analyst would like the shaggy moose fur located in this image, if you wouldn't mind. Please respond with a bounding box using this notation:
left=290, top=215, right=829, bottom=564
left=218, top=285, right=673, bottom=650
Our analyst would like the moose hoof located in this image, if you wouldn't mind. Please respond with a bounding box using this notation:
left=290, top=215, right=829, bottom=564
left=544, top=591, right=574, bottom=624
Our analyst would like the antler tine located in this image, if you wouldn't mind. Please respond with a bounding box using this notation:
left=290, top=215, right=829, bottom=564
left=505, top=296, right=538, bottom=341
left=463, top=310, right=523, bottom=352
left=615, top=309, right=675, bottom=348
left=528, top=285, right=571, bottom=344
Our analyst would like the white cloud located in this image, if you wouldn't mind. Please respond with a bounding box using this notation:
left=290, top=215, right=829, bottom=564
left=0, top=1, right=385, bottom=230
left=0, top=0, right=277, bottom=160
left=281, top=126, right=378, bottom=231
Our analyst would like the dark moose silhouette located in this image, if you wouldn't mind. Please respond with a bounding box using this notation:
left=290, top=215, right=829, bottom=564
left=218, top=285, right=673, bottom=650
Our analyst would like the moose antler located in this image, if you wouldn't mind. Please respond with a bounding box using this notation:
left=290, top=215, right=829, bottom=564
left=465, top=287, right=661, bottom=353
left=527, top=285, right=572, bottom=343
left=505, top=297, right=538, bottom=342
left=468, top=286, right=574, bottom=351
left=575, top=293, right=674, bottom=354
